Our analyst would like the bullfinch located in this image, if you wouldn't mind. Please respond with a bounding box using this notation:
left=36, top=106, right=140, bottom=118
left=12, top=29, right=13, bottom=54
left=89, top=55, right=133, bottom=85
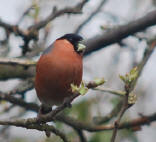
left=35, top=33, right=86, bottom=116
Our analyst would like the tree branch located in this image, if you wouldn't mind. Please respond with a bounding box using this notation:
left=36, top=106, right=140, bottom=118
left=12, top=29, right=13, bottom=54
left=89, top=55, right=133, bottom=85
left=0, top=110, right=156, bottom=132
left=0, top=58, right=36, bottom=80
left=1, top=87, right=156, bottom=133
left=0, top=38, right=155, bottom=140
left=110, top=38, right=156, bottom=142
left=111, top=88, right=130, bottom=142
left=0, top=64, right=35, bottom=80
left=0, top=19, right=38, bottom=55
left=0, top=91, right=39, bottom=112
left=0, top=19, right=26, bottom=37
left=1, top=10, right=156, bottom=79
left=75, top=0, right=107, bottom=34
left=0, top=0, right=88, bottom=55
left=29, top=0, right=89, bottom=30
left=93, top=101, right=123, bottom=124
left=75, top=129, right=87, bottom=142
left=1, top=3, right=156, bottom=56
left=8, top=79, right=34, bottom=96
left=84, top=10, right=156, bottom=55
left=55, top=112, right=156, bottom=132
left=0, top=58, right=36, bottom=67
left=0, top=120, right=69, bottom=142
left=93, top=87, right=125, bottom=96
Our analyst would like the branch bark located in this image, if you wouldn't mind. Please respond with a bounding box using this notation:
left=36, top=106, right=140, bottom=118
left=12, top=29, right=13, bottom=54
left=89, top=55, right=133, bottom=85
left=0, top=58, right=36, bottom=67
left=75, top=0, right=107, bottom=34
left=1, top=89, right=156, bottom=132
left=110, top=38, right=156, bottom=142
left=1, top=10, right=156, bottom=79
left=84, top=10, right=156, bottom=55
left=29, top=0, right=88, bottom=30
left=0, top=120, right=69, bottom=142
left=0, top=0, right=88, bottom=55
left=0, top=64, right=35, bottom=80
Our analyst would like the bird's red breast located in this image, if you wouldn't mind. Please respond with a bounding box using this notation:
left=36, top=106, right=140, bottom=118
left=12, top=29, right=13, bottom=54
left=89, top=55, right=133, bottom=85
left=35, top=39, right=83, bottom=106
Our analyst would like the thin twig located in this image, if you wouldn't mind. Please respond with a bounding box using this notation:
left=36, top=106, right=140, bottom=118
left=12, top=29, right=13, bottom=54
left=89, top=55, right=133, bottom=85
left=110, top=38, right=156, bottom=142
left=29, top=0, right=89, bottom=30
left=111, top=90, right=129, bottom=142
left=0, top=0, right=88, bottom=55
left=75, top=129, right=87, bottom=142
left=75, top=0, right=107, bottom=34
left=0, top=92, right=39, bottom=112
left=94, top=86, right=125, bottom=96
left=8, top=78, right=34, bottom=96
left=0, top=19, right=25, bottom=37
left=93, top=101, right=123, bottom=124
left=17, top=5, right=35, bottom=25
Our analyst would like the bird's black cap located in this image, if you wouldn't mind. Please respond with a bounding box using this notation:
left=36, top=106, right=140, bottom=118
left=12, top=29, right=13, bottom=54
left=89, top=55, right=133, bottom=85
left=58, top=33, right=83, bottom=42
left=57, top=33, right=83, bottom=52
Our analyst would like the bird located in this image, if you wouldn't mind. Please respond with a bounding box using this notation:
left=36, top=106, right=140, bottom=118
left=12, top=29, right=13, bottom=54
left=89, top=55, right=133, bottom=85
left=35, top=33, right=86, bottom=116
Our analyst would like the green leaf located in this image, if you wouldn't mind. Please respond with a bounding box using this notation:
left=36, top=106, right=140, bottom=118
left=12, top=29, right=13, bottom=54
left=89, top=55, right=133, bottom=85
left=71, top=82, right=88, bottom=95
left=119, top=67, right=138, bottom=84
left=119, top=75, right=126, bottom=83
left=71, top=83, right=79, bottom=93
left=79, top=86, right=88, bottom=95
left=94, top=78, right=105, bottom=86
left=130, top=67, right=137, bottom=74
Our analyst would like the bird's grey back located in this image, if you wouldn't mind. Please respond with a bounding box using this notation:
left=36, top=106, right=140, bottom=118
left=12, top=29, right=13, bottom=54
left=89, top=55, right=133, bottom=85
left=42, top=43, right=54, bottom=55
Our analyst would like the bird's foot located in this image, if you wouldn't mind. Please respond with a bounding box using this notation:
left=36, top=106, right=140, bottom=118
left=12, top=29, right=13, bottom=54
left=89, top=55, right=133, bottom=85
left=63, top=97, right=72, bottom=108
left=37, top=108, right=45, bottom=123
left=45, top=131, right=51, bottom=137
left=37, top=111, right=44, bottom=120
left=37, top=104, right=52, bottom=123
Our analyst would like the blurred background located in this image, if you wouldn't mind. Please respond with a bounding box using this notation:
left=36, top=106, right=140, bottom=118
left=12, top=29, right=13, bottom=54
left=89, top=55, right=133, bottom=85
left=0, top=0, right=156, bottom=142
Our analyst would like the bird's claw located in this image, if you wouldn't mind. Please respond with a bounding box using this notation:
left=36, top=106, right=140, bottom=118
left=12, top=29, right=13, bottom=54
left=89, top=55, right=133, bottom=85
left=45, top=131, right=51, bottom=137
left=63, top=97, right=72, bottom=108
